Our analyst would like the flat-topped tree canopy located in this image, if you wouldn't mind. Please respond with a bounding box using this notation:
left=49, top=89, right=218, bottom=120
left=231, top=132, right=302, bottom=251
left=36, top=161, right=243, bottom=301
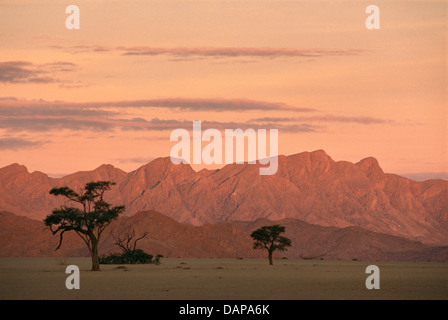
left=44, top=180, right=125, bottom=271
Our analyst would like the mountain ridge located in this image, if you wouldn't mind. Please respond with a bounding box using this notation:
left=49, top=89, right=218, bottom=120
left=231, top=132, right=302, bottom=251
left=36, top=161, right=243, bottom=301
left=1, top=150, right=447, bottom=245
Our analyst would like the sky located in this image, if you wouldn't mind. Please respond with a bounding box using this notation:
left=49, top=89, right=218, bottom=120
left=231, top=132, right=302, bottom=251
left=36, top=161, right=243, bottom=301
left=0, top=0, right=446, bottom=179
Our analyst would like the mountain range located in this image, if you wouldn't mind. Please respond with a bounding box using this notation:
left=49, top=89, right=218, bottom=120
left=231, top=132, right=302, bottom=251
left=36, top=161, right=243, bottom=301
left=1, top=150, right=447, bottom=247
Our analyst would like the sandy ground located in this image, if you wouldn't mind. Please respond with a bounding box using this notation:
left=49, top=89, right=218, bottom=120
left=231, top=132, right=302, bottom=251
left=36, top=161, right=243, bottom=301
left=0, top=257, right=446, bottom=300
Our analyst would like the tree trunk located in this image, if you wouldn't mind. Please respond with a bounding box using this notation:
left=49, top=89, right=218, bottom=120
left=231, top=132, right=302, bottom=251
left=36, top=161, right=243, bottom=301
left=90, top=237, right=101, bottom=271
left=268, top=250, right=273, bottom=265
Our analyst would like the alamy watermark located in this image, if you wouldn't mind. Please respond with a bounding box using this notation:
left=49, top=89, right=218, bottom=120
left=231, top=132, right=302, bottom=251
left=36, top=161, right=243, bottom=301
left=65, top=265, right=80, bottom=289
left=365, top=265, right=380, bottom=289
left=65, top=5, right=80, bottom=30
left=169, top=121, right=278, bottom=175
left=65, top=4, right=380, bottom=31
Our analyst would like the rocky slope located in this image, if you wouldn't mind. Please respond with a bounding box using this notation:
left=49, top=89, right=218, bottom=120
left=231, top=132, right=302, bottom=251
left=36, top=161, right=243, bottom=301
left=0, top=150, right=447, bottom=245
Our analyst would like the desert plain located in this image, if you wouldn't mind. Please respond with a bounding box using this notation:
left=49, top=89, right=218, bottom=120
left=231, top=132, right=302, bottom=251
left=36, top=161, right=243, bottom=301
left=0, top=257, right=446, bottom=300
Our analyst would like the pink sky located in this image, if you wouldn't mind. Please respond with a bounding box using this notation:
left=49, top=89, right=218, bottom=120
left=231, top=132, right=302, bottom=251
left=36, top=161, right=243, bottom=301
left=0, top=1, right=446, bottom=179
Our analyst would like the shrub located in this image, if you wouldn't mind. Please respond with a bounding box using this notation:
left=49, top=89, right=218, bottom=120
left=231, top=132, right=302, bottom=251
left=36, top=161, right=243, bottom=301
left=100, top=249, right=163, bottom=265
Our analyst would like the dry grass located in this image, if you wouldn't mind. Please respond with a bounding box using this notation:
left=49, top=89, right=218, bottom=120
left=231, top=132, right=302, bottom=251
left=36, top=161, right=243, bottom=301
left=0, top=257, right=446, bottom=300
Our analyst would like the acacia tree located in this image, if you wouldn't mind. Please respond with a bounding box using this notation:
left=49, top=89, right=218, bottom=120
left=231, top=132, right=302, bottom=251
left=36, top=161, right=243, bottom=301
left=44, top=181, right=125, bottom=271
left=250, top=225, right=292, bottom=265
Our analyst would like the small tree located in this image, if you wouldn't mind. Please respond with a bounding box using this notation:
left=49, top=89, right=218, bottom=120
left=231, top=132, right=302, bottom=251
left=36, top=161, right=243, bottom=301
left=250, top=225, right=292, bottom=265
left=44, top=181, right=125, bottom=271
left=112, top=228, right=153, bottom=264
left=113, top=228, right=148, bottom=253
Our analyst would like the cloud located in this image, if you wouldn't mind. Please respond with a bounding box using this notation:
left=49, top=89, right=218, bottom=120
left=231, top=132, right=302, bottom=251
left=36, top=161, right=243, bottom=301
left=193, top=120, right=319, bottom=133
left=303, top=115, right=394, bottom=125
left=400, top=172, right=448, bottom=181
left=120, top=47, right=363, bottom=60
left=0, top=113, right=319, bottom=134
left=0, top=98, right=392, bottom=134
left=251, top=114, right=395, bottom=125
left=0, top=117, right=116, bottom=132
left=0, top=61, right=77, bottom=84
left=0, top=61, right=52, bottom=83
left=120, top=118, right=320, bottom=133
left=0, top=138, right=46, bottom=150
left=0, top=97, right=317, bottom=132
left=48, top=44, right=112, bottom=54
left=108, top=98, right=315, bottom=112
left=0, top=100, right=119, bottom=132
left=0, top=97, right=315, bottom=113
left=0, top=103, right=118, bottom=118
left=58, top=82, right=91, bottom=89
left=114, top=156, right=156, bottom=165
left=49, top=44, right=363, bottom=61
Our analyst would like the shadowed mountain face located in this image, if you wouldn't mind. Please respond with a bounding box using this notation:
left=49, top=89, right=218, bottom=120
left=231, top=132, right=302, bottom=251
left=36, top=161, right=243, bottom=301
left=1, top=210, right=447, bottom=262
left=0, top=150, right=447, bottom=245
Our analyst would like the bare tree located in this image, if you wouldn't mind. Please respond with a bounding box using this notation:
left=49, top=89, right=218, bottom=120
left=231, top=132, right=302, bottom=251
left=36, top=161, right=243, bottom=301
left=113, top=228, right=148, bottom=255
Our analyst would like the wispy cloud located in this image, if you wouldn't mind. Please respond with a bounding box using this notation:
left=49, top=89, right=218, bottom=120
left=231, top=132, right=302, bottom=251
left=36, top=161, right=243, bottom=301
left=251, top=115, right=395, bottom=125
left=0, top=97, right=315, bottom=113
left=0, top=102, right=118, bottom=118
left=0, top=61, right=77, bottom=84
left=120, top=47, right=364, bottom=60
left=0, top=138, right=46, bottom=150
left=49, top=44, right=363, bottom=61
left=114, top=156, right=156, bottom=165
left=0, top=116, right=320, bottom=134
left=0, top=97, right=393, bottom=134
left=0, top=117, right=116, bottom=132
left=400, top=172, right=448, bottom=181
left=193, top=120, right=320, bottom=133
left=0, top=96, right=319, bottom=133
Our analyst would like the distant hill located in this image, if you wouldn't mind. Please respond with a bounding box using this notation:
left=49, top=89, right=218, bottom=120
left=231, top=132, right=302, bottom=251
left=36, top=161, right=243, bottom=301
left=0, top=150, right=447, bottom=245
left=1, top=210, right=447, bottom=262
